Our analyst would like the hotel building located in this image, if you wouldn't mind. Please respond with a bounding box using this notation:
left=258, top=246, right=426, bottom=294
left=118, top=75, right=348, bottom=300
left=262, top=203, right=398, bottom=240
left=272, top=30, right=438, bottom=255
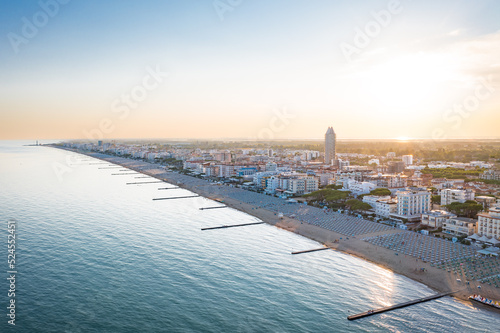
left=441, top=188, right=475, bottom=206
left=477, top=206, right=500, bottom=240
left=443, top=217, right=477, bottom=237
left=392, top=190, right=431, bottom=222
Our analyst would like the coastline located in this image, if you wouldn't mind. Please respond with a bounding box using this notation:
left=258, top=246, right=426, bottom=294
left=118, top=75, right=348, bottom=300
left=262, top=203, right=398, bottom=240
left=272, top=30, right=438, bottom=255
left=50, top=146, right=500, bottom=310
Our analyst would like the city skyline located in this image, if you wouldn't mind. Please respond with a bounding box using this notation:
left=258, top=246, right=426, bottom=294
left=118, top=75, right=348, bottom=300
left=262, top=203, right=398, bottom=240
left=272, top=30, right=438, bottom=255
left=1, top=0, right=500, bottom=141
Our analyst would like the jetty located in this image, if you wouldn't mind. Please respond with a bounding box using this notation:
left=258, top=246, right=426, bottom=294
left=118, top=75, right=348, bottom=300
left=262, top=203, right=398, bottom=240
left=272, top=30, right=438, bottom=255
left=158, top=187, right=180, bottom=190
left=347, top=291, right=456, bottom=321
left=200, top=206, right=228, bottom=210
left=291, top=247, right=330, bottom=255
left=111, top=173, right=137, bottom=175
left=201, top=222, right=264, bottom=231
left=152, top=195, right=200, bottom=201
left=127, top=181, right=164, bottom=185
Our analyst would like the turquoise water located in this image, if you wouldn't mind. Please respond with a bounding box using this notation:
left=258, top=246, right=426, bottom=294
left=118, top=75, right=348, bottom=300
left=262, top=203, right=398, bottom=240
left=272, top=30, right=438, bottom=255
left=1, top=141, right=499, bottom=332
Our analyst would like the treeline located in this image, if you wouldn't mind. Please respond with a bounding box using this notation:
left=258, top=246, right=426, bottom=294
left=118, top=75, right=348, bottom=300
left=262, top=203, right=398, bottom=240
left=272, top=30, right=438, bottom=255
left=421, top=167, right=484, bottom=179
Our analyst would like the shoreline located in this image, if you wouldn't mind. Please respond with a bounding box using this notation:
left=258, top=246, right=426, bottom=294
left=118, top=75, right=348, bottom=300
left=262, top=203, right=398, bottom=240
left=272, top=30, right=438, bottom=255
left=51, top=145, right=500, bottom=311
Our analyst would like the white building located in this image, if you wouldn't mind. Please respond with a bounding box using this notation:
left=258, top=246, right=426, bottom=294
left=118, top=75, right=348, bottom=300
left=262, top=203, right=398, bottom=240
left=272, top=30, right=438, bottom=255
left=346, top=180, right=377, bottom=196
left=376, top=199, right=398, bottom=218
left=253, top=171, right=279, bottom=186
left=362, top=195, right=397, bottom=218
left=421, top=210, right=457, bottom=228
left=440, top=188, right=475, bottom=206
left=265, top=162, right=278, bottom=172
left=219, top=165, right=237, bottom=178
left=477, top=206, right=500, bottom=240
left=287, top=176, right=319, bottom=195
left=338, top=159, right=350, bottom=170
left=402, top=155, right=413, bottom=165
left=481, top=170, right=500, bottom=181
left=212, top=151, right=231, bottom=162
left=204, top=165, right=220, bottom=177
left=316, top=173, right=334, bottom=186
left=263, top=176, right=280, bottom=193
left=393, top=190, right=431, bottom=221
left=443, top=217, right=477, bottom=237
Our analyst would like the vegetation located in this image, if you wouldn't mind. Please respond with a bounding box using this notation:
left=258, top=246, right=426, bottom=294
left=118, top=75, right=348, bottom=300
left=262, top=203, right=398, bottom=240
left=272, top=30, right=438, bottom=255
left=445, top=200, right=484, bottom=218
left=303, top=189, right=350, bottom=202
left=431, top=195, right=441, bottom=204
left=421, top=167, right=484, bottom=179
left=345, top=199, right=372, bottom=211
left=369, top=188, right=391, bottom=196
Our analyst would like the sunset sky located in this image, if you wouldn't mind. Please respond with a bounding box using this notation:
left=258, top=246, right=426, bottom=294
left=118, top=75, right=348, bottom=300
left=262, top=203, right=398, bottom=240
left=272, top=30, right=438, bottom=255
left=1, top=0, right=499, bottom=140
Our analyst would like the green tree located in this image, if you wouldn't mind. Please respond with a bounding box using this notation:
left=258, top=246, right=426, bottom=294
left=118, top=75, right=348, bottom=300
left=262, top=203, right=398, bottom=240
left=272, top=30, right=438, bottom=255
left=431, top=195, right=441, bottom=204
left=445, top=200, right=483, bottom=218
left=369, top=188, right=392, bottom=196
left=345, top=199, right=372, bottom=211
left=303, top=189, right=350, bottom=203
left=428, top=187, right=438, bottom=194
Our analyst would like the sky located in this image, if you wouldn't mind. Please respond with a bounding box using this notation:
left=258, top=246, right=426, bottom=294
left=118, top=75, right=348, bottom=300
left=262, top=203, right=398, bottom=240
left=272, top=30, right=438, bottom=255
left=1, top=0, right=499, bottom=141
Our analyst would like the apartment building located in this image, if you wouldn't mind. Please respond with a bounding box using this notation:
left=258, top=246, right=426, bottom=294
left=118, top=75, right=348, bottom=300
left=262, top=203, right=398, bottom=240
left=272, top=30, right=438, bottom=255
left=362, top=195, right=397, bottom=218
left=421, top=210, right=457, bottom=228
left=441, top=188, right=475, bottom=206
left=443, top=217, right=477, bottom=237
left=477, top=206, right=500, bottom=240
left=392, top=190, right=431, bottom=221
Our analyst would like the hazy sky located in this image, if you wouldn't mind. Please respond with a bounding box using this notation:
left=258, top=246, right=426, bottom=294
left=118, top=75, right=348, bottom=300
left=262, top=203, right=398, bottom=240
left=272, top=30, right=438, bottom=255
left=1, top=0, right=499, bottom=140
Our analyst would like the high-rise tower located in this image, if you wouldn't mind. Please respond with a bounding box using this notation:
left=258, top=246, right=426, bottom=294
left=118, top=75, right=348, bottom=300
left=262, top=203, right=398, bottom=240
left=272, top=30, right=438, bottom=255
left=325, top=126, right=336, bottom=165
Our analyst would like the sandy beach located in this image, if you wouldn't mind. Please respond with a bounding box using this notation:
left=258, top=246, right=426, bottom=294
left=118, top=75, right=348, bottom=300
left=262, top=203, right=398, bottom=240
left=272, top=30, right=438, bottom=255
left=53, top=146, right=500, bottom=309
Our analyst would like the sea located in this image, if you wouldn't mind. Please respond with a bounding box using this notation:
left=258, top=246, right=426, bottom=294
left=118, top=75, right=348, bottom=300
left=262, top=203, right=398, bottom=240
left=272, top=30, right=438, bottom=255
left=1, top=140, right=499, bottom=332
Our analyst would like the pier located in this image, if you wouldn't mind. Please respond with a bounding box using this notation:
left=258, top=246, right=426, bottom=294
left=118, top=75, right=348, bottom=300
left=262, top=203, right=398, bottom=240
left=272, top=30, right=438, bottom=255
left=291, top=247, right=330, bottom=255
left=201, top=222, right=264, bottom=231
left=98, top=166, right=123, bottom=169
left=347, top=291, right=456, bottom=321
left=158, top=187, right=180, bottom=190
left=152, top=195, right=200, bottom=200
left=134, top=176, right=150, bottom=179
left=200, top=206, right=228, bottom=210
left=126, top=181, right=164, bottom=185
left=111, top=173, right=137, bottom=175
